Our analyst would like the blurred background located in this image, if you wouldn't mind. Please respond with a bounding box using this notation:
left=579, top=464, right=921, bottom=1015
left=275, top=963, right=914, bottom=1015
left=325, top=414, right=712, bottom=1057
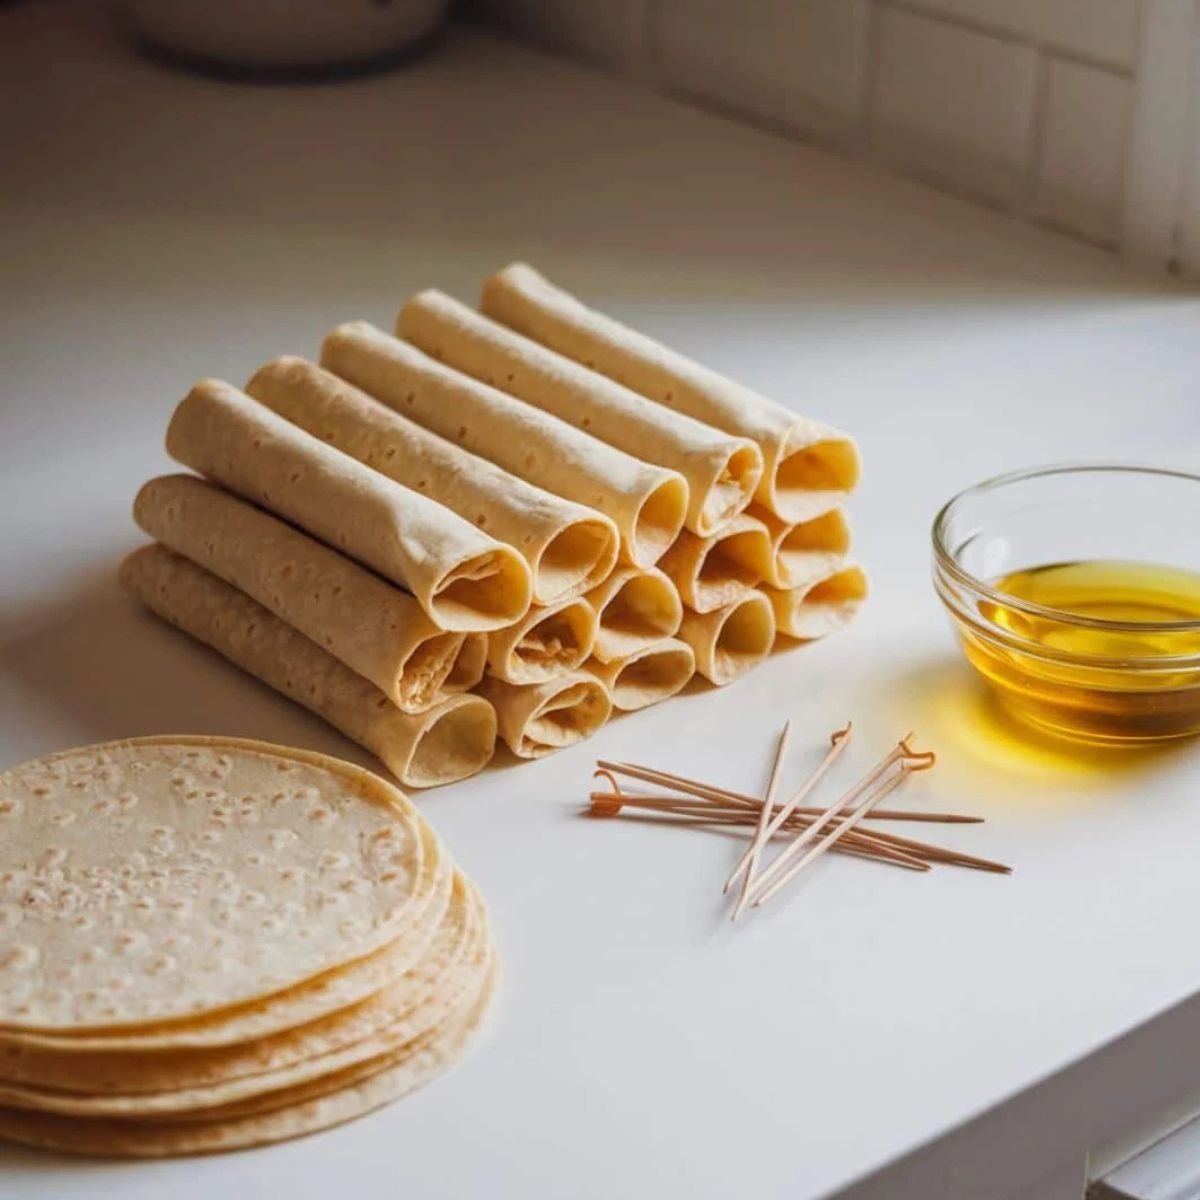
left=16, top=0, right=1194, bottom=270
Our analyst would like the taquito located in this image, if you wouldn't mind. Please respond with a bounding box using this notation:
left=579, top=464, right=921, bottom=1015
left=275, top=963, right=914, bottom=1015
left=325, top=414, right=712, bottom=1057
left=246, top=357, right=618, bottom=605
left=398, top=290, right=762, bottom=537
left=133, top=475, right=465, bottom=714
left=320, top=322, right=688, bottom=567
left=658, top=513, right=772, bottom=614
left=477, top=672, right=611, bottom=759
left=120, top=546, right=497, bottom=788
left=481, top=263, right=860, bottom=524
left=584, top=639, right=695, bottom=711
left=678, top=590, right=775, bottom=686
left=765, top=565, right=869, bottom=640
left=486, top=596, right=598, bottom=685
left=165, top=380, right=531, bottom=632
left=585, top=565, right=683, bottom=663
left=751, top=504, right=851, bottom=590
left=444, top=634, right=487, bottom=693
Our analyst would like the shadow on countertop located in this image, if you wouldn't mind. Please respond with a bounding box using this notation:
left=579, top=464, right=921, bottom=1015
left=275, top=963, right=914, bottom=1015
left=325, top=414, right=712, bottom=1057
left=0, top=564, right=368, bottom=771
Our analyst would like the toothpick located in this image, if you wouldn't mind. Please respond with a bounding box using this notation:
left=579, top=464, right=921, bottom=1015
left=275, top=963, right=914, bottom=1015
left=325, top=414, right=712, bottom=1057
left=602, top=809, right=930, bottom=870
left=751, top=767, right=915, bottom=908
left=594, top=753, right=965, bottom=826
left=594, top=760, right=765, bottom=809
left=589, top=790, right=1004, bottom=873
left=837, top=823, right=1012, bottom=874
left=725, top=722, right=851, bottom=897
left=731, top=721, right=793, bottom=920
left=741, top=736, right=929, bottom=905
left=589, top=781, right=933, bottom=868
left=587, top=790, right=982, bottom=824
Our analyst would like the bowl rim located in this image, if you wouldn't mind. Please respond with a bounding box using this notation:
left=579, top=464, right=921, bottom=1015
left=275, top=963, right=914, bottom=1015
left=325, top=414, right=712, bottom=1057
left=932, top=461, right=1200, bottom=635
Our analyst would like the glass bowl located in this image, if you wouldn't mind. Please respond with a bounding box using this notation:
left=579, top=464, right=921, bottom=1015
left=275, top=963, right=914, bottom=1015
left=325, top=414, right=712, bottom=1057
left=932, top=464, right=1200, bottom=744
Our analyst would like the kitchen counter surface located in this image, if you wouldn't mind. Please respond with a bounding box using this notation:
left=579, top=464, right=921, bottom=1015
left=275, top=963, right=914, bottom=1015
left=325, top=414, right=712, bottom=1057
left=3, top=4, right=1200, bottom=1198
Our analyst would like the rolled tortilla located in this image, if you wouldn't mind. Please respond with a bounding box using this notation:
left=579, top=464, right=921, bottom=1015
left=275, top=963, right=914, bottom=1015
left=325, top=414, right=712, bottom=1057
left=320, top=322, right=688, bottom=567
left=399, top=290, right=763, bottom=537
left=133, top=475, right=465, bottom=714
left=444, top=634, right=487, bottom=693
left=245, top=357, right=619, bottom=606
left=486, top=596, right=598, bottom=685
left=477, top=672, right=611, bottom=759
left=165, top=379, right=531, bottom=633
left=119, top=545, right=497, bottom=788
left=751, top=504, right=852, bottom=591
left=481, top=263, right=860, bottom=524
left=586, top=565, right=682, bottom=664
left=584, top=638, right=695, bottom=712
left=678, top=590, right=775, bottom=686
left=765, top=564, right=869, bottom=640
left=658, top=513, right=772, bottom=614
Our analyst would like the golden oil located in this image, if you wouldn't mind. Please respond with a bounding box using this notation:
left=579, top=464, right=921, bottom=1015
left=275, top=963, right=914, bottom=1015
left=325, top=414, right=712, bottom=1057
left=964, top=560, right=1200, bottom=743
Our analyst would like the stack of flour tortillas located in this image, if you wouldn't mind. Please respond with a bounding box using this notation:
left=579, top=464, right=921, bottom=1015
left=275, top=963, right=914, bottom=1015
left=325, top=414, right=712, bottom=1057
left=0, top=736, right=497, bottom=1157
left=122, top=262, right=865, bottom=789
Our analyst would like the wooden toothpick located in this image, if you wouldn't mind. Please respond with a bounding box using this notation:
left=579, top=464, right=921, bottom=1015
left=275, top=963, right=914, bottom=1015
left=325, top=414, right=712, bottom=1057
left=587, top=789, right=981, bottom=825
left=725, top=722, right=851, bottom=897
left=741, top=736, right=927, bottom=904
left=750, top=767, right=916, bottom=908
left=732, top=721, right=793, bottom=921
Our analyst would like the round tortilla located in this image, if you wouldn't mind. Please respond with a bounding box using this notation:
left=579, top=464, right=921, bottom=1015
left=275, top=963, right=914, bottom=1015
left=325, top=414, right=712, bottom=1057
left=0, top=960, right=499, bottom=1157
left=0, top=818, right=450, bottom=1055
left=0, top=737, right=433, bottom=1032
left=0, top=873, right=474, bottom=1094
left=0, top=882, right=491, bottom=1116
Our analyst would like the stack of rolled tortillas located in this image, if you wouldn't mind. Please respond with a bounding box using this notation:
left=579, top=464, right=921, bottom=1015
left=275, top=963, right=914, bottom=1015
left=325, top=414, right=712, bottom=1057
left=0, top=736, right=498, bottom=1156
left=122, top=263, right=864, bottom=788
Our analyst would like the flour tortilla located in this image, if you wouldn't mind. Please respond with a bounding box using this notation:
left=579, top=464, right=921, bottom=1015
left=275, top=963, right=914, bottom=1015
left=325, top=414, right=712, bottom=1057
left=399, top=289, right=763, bottom=537
left=485, top=596, right=598, bottom=685
left=120, top=546, right=497, bottom=789
left=246, top=357, right=619, bottom=606
left=0, top=871, right=474, bottom=1095
left=135, top=475, right=465, bottom=714
left=166, top=379, right=531, bottom=632
left=764, top=564, right=869, bottom=640
left=0, top=881, right=489, bottom=1116
left=481, top=263, right=860, bottom=524
left=678, top=591, right=776, bottom=686
left=584, top=639, right=695, bottom=712
left=0, top=736, right=430, bottom=1032
left=751, top=504, right=851, bottom=591
left=477, top=673, right=612, bottom=759
left=0, top=959, right=499, bottom=1157
left=0, top=834, right=452, bottom=1055
left=153, top=936, right=494, bottom=1125
left=658, top=513, right=772, bottom=614
left=320, top=322, right=688, bottom=567
left=444, top=632, right=487, bottom=694
left=585, top=565, right=682, bottom=664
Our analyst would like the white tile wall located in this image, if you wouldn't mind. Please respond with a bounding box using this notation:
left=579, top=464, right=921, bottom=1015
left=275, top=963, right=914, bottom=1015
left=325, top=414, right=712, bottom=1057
left=899, top=0, right=1140, bottom=69
left=654, top=0, right=870, bottom=141
left=1035, top=58, right=1132, bottom=243
left=870, top=6, right=1038, bottom=205
left=473, top=0, right=1187, bottom=268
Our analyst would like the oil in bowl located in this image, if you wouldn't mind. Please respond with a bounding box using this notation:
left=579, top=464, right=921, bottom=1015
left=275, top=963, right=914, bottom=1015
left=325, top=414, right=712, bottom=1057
left=933, top=467, right=1200, bottom=745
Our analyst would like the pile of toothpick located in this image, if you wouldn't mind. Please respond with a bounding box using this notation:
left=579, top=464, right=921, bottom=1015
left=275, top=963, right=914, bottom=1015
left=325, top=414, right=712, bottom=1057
left=590, top=721, right=1010, bottom=920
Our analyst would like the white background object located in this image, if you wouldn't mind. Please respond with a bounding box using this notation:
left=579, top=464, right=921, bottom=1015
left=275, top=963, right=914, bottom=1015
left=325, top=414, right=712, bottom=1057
left=2, top=4, right=1200, bottom=1198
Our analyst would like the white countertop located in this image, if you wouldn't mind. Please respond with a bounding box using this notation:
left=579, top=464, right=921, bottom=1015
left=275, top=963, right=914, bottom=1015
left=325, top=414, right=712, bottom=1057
left=3, top=4, right=1200, bottom=1198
